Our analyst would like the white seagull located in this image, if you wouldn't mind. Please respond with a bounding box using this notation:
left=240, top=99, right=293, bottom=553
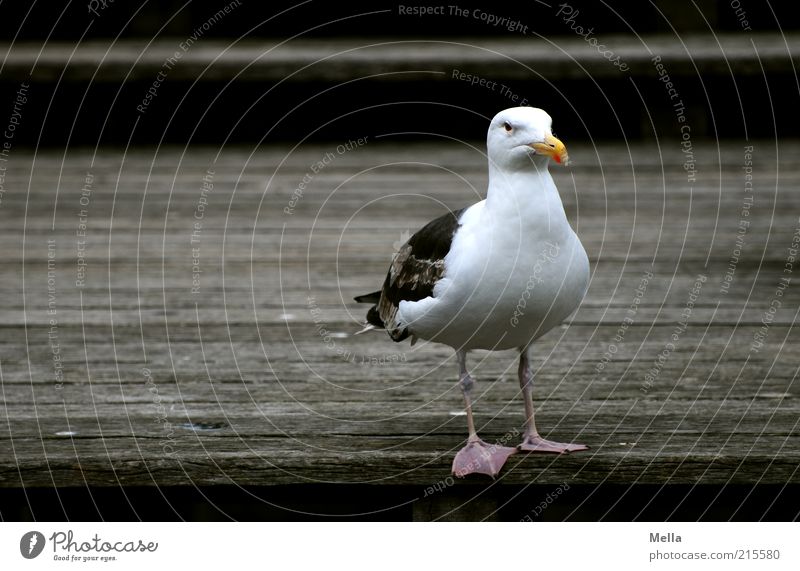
left=355, top=107, right=589, bottom=477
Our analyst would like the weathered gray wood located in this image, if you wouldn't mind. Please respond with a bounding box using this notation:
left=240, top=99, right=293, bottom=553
left=3, top=34, right=799, bottom=82
left=0, top=141, right=799, bottom=491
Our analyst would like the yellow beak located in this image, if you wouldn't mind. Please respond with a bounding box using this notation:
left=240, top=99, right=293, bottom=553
left=530, top=134, right=568, bottom=165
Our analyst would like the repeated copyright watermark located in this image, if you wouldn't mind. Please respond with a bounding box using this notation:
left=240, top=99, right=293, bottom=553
left=520, top=482, right=572, bottom=521
left=510, top=241, right=560, bottom=328
left=398, top=3, right=630, bottom=72
left=307, top=295, right=407, bottom=366
left=640, top=274, right=707, bottom=394
left=284, top=137, right=368, bottom=215
left=652, top=55, right=697, bottom=183
left=136, top=1, right=242, bottom=115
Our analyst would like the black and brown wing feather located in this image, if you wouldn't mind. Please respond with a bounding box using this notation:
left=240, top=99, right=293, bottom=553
left=355, top=208, right=466, bottom=342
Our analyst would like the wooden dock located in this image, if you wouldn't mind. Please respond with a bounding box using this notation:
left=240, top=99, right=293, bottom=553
left=1, top=140, right=798, bottom=520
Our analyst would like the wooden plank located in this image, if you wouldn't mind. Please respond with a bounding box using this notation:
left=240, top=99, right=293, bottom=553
left=3, top=34, right=799, bottom=82
left=1, top=141, right=798, bottom=491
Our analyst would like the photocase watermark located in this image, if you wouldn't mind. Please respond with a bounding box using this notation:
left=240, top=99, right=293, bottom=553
left=510, top=241, right=560, bottom=328
left=20, top=531, right=46, bottom=559
left=640, top=274, right=707, bottom=394
left=191, top=168, right=214, bottom=295
left=451, top=69, right=529, bottom=106
left=520, top=482, right=571, bottom=521
left=720, top=145, right=754, bottom=295
left=284, top=137, right=368, bottom=215
left=47, top=529, right=158, bottom=562
left=652, top=55, right=696, bottom=183
left=555, top=3, right=629, bottom=71
left=594, top=268, right=653, bottom=378
left=399, top=4, right=629, bottom=71
left=87, top=0, right=114, bottom=18
left=307, top=295, right=406, bottom=365
left=75, top=171, right=94, bottom=289
left=0, top=81, right=30, bottom=210
left=142, top=367, right=179, bottom=457
left=452, top=427, right=519, bottom=478
left=750, top=217, right=799, bottom=354
left=136, top=0, right=242, bottom=114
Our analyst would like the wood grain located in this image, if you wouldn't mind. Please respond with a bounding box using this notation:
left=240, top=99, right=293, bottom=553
left=0, top=141, right=798, bottom=494
left=3, top=34, right=798, bottom=82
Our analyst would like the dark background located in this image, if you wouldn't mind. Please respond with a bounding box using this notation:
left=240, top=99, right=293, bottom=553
left=1, top=0, right=797, bottom=147
left=4, top=0, right=793, bottom=41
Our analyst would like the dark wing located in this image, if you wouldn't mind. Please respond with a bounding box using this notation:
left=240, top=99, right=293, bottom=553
left=354, top=207, right=467, bottom=342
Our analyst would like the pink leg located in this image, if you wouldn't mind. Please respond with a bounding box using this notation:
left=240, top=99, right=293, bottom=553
left=517, top=346, right=588, bottom=454
left=452, top=351, right=517, bottom=478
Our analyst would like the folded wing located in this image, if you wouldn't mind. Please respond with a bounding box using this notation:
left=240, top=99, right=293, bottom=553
left=354, top=207, right=466, bottom=341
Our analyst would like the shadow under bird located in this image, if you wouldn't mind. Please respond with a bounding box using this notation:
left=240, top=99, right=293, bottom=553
left=355, top=107, right=589, bottom=477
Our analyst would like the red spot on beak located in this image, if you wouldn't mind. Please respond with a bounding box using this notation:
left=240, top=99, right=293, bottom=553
left=553, top=154, right=561, bottom=164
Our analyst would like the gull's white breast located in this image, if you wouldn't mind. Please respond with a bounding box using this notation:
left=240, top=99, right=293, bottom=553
left=398, top=201, right=589, bottom=350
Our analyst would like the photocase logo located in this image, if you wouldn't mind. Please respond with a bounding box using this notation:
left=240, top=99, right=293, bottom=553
left=20, top=531, right=45, bottom=559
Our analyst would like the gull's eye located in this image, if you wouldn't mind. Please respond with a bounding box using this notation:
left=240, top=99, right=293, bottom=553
left=503, top=122, right=513, bottom=132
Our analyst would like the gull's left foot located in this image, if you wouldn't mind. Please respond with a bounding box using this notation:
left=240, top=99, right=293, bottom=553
left=452, top=439, right=518, bottom=478
left=518, top=435, right=588, bottom=454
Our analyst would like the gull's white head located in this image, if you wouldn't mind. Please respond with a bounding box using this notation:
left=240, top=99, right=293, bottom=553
left=486, top=107, right=568, bottom=170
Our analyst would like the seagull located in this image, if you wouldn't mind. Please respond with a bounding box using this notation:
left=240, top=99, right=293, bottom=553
left=354, top=107, right=589, bottom=478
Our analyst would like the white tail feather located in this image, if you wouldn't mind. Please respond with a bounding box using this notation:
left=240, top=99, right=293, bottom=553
left=354, top=323, right=378, bottom=335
